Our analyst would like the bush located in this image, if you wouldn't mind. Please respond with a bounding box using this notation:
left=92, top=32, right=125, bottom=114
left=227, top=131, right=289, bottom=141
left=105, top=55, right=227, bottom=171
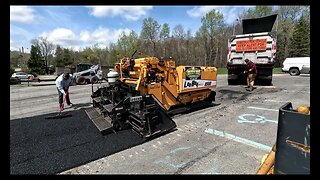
left=10, top=77, right=21, bottom=85
left=10, top=67, right=15, bottom=78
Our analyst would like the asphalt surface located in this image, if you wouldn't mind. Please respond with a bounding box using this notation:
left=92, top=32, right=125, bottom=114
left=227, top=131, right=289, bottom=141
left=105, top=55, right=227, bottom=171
left=10, top=109, right=144, bottom=174
left=10, top=74, right=310, bottom=174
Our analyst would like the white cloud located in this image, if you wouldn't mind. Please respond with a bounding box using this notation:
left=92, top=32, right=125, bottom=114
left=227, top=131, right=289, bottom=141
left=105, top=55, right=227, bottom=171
left=39, top=27, right=131, bottom=50
left=10, top=6, right=36, bottom=24
left=87, top=6, right=153, bottom=21
left=187, top=6, right=220, bottom=18
left=187, top=6, right=255, bottom=24
left=10, top=40, right=19, bottom=51
left=10, top=24, right=34, bottom=52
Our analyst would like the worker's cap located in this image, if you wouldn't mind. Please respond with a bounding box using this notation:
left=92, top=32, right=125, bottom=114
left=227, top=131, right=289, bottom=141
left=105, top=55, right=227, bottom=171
left=63, top=72, right=70, bottom=78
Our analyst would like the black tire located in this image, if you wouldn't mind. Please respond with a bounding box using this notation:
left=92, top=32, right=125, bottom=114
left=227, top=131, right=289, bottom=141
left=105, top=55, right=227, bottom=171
left=289, top=68, right=300, bottom=76
left=266, top=79, right=273, bottom=86
left=76, top=76, right=86, bottom=85
left=228, top=79, right=237, bottom=85
left=90, top=76, right=98, bottom=84
left=261, top=79, right=273, bottom=86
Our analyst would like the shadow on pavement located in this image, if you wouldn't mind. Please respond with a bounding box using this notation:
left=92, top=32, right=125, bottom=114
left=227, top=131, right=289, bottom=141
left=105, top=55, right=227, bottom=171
left=10, top=108, right=145, bottom=174
left=71, top=102, right=92, bottom=110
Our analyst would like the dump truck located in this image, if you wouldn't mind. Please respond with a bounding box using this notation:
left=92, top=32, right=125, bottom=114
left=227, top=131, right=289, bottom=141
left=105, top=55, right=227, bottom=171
left=257, top=102, right=310, bottom=174
left=85, top=51, right=218, bottom=139
left=227, top=14, right=277, bottom=85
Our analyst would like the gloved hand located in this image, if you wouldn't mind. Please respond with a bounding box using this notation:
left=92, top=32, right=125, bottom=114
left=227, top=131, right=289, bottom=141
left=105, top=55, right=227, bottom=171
left=64, top=88, right=69, bottom=95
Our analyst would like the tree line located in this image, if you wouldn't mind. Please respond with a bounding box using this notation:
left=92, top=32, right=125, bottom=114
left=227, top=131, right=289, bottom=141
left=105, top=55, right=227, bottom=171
left=10, top=6, right=310, bottom=75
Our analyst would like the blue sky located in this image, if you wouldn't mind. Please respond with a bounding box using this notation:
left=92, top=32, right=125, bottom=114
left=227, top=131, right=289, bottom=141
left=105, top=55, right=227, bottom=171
left=10, top=6, right=257, bottom=53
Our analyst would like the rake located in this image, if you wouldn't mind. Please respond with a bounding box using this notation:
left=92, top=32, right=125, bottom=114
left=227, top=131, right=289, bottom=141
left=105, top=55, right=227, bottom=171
left=45, top=92, right=72, bottom=119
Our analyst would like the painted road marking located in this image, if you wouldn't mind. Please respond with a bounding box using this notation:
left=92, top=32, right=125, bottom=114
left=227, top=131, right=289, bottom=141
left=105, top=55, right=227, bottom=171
left=247, top=106, right=278, bottom=112
left=238, top=114, right=278, bottom=124
left=205, top=128, right=272, bottom=151
left=294, top=84, right=309, bottom=87
left=283, top=90, right=310, bottom=94
left=264, top=99, right=289, bottom=103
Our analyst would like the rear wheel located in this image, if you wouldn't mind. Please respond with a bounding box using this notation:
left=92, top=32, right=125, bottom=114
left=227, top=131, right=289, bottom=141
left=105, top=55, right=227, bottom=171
left=289, top=68, right=300, bottom=76
left=228, top=79, right=237, bottom=85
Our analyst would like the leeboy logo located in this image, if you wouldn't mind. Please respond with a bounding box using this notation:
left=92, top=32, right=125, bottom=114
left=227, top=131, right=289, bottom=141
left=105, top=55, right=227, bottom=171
left=185, top=67, right=201, bottom=80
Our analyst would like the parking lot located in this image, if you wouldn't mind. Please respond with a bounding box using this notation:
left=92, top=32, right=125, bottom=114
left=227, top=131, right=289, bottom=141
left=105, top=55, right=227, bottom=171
left=10, top=74, right=310, bottom=174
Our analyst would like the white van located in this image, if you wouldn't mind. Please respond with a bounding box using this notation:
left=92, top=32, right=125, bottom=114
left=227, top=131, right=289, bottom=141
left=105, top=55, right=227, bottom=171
left=282, top=57, right=310, bottom=76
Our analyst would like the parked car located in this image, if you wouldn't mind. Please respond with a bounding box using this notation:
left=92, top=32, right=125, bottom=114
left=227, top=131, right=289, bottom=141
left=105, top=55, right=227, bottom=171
left=282, top=57, right=310, bottom=76
left=11, top=72, right=34, bottom=80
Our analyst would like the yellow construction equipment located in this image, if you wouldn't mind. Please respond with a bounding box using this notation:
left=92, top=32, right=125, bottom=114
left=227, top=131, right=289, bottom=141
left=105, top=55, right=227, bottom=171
left=86, top=51, right=218, bottom=139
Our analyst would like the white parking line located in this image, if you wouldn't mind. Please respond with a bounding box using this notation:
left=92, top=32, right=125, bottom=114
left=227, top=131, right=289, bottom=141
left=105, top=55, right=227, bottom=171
left=264, top=100, right=289, bottom=103
left=294, top=85, right=308, bottom=87
left=247, top=106, right=278, bottom=112
left=205, top=128, right=272, bottom=152
left=283, top=90, right=310, bottom=94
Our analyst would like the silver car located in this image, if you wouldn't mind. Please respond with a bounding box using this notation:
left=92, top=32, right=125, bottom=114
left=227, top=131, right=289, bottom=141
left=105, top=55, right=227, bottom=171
left=11, top=72, right=33, bottom=80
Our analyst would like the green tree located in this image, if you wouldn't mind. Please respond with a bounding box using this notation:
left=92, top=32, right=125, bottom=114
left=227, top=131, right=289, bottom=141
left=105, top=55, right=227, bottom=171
left=117, top=30, right=139, bottom=57
left=288, top=15, right=310, bottom=57
left=63, top=48, right=73, bottom=65
left=160, top=23, right=170, bottom=56
left=54, top=45, right=64, bottom=67
left=140, top=17, right=161, bottom=55
left=199, top=9, right=225, bottom=66
left=244, top=6, right=274, bottom=19
left=27, top=45, right=45, bottom=74
left=10, top=50, right=20, bottom=68
left=272, top=6, right=305, bottom=66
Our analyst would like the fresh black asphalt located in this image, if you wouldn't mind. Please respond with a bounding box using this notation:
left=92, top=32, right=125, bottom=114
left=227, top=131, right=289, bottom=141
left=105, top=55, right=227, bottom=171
left=10, top=109, right=144, bottom=174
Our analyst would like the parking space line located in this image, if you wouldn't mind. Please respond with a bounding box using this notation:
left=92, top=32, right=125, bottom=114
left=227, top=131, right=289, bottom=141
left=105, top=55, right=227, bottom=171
left=205, top=128, right=272, bottom=152
left=247, top=106, right=278, bottom=112
left=264, top=100, right=289, bottom=103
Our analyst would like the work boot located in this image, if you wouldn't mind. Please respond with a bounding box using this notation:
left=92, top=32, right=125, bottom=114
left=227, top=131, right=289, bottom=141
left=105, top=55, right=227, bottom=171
left=246, top=87, right=254, bottom=91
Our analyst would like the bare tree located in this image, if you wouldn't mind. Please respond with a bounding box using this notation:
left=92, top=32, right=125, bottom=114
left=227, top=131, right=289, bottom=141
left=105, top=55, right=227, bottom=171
left=31, top=37, right=55, bottom=74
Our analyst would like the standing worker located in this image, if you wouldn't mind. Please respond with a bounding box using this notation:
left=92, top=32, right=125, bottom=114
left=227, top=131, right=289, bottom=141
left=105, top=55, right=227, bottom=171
left=55, top=72, right=74, bottom=110
left=244, top=59, right=257, bottom=91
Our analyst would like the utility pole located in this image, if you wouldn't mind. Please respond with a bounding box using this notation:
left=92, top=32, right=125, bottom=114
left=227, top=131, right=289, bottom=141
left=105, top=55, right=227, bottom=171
left=22, top=46, right=24, bottom=68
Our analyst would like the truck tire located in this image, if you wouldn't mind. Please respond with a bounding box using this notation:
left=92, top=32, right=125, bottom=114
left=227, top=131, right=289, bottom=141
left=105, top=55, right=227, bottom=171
left=289, top=68, right=300, bottom=76
left=77, top=76, right=86, bottom=85
left=262, top=79, right=273, bottom=86
left=228, top=79, right=237, bottom=85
